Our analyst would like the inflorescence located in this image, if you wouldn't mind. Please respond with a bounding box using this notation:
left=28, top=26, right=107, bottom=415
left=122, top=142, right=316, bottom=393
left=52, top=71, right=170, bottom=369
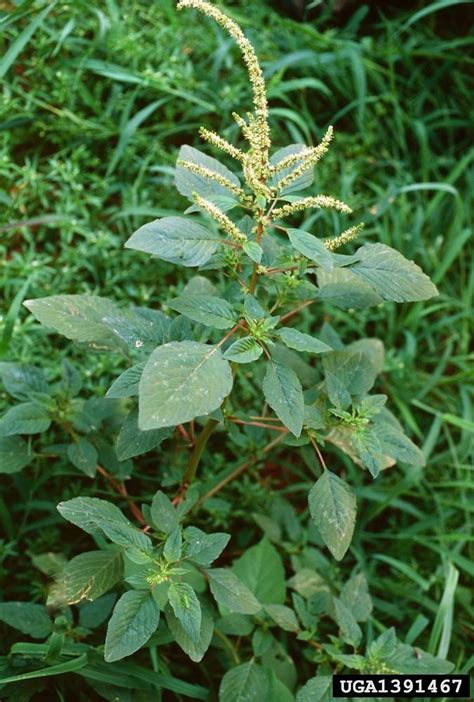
left=177, top=0, right=362, bottom=262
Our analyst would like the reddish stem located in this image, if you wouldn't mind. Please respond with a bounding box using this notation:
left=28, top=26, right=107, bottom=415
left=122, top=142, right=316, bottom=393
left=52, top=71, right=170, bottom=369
left=279, top=300, right=314, bottom=324
left=96, top=465, right=147, bottom=526
left=309, top=435, right=328, bottom=471
left=227, top=417, right=287, bottom=433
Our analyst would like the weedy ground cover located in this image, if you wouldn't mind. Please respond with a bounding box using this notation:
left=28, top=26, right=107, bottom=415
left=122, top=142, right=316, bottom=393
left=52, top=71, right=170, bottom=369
left=0, top=0, right=472, bottom=700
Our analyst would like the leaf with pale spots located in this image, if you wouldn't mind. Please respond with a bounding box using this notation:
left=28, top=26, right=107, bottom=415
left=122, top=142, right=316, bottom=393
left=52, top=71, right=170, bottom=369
left=24, top=295, right=163, bottom=351
left=262, top=361, right=304, bottom=437
left=139, top=341, right=233, bottom=429
left=308, top=471, right=356, bottom=561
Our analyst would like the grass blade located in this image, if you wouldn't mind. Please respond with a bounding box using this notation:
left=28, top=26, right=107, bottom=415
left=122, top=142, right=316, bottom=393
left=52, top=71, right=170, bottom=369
left=428, top=562, right=459, bottom=658
left=0, top=3, right=55, bottom=80
left=0, top=276, right=32, bottom=358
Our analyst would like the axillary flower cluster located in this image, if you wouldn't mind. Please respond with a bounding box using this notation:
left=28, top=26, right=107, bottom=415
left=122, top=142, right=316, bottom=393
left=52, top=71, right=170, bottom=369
left=176, top=0, right=361, bottom=280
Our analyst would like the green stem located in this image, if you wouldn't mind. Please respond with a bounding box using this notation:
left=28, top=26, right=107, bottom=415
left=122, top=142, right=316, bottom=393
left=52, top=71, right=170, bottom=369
left=182, top=418, right=219, bottom=486
left=249, top=209, right=264, bottom=294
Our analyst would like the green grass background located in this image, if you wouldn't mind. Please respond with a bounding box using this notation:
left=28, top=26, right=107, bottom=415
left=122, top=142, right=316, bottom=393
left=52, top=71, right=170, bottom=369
left=1, top=0, right=472, bottom=675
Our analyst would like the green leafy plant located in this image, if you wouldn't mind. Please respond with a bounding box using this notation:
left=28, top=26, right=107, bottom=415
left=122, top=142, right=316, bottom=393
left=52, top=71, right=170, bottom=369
left=0, top=361, right=134, bottom=478
left=2, top=1, right=456, bottom=698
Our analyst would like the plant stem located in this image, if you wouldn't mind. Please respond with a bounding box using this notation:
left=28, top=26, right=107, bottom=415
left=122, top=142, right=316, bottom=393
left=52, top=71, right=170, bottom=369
left=181, top=417, right=219, bottom=487
left=279, top=299, right=314, bottom=323
left=248, top=210, right=264, bottom=294
left=227, top=416, right=287, bottom=432
left=309, top=435, right=328, bottom=471
left=96, top=465, right=147, bottom=526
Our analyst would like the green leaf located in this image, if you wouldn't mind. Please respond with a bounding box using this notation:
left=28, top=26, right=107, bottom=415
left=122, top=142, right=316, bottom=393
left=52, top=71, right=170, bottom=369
left=265, top=604, right=300, bottom=632
left=206, top=568, right=261, bottom=615
left=296, top=675, right=332, bottom=701
left=219, top=661, right=269, bottom=702
left=334, top=597, right=363, bottom=646
left=308, top=471, right=357, bottom=561
left=168, top=294, right=237, bottom=329
left=176, top=145, right=241, bottom=205
left=0, top=602, right=52, bottom=639
left=100, top=520, right=152, bottom=555
left=57, top=497, right=130, bottom=535
left=184, top=527, right=230, bottom=566
left=0, top=363, right=49, bottom=401
left=125, top=216, right=220, bottom=267
left=350, top=243, right=439, bottom=302
left=0, top=4, right=54, bottom=80
left=340, top=573, right=373, bottom=622
left=216, top=614, right=254, bottom=636
left=317, top=267, right=383, bottom=309
left=374, top=421, right=426, bottom=466
left=165, top=604, right=214, bottom=662
left=31, top=552, right=67, bottom=577
left=79, top=593, right=117, bottom=629
left=105, top=590, right=160, bottom=662
left=351, top=428, right=385, bottom=478
left=106, top=363, right=145, bottom=399
left=223, top=336, right=263, bottom=363
left=24, top=295, right=130, bottom=349
left=348, top=338, right=385, bottom=374
left=243, top=241, right=263, bottom=263
left=0, top=435, right=32, bottom=473
left=288, top=229, right=334, bottom=270
left=116, top=409, right=172, bottom=461
left=385, top=642, right=454, bottom=675
left=244, top=295, right=266, bottom=320
left=252, top=628, right=273, bottom=656
left=267, top=670, right=295, bottom=702
left=0, top=654, right=88, bottom=684
left=263, top=361, right=304, bottom=437
left=288, top=568, right=328, bottom=599
left=368, top=627, right=397, bottom=660
left=168, top=583, right=201, bottom=643
left=150, top=491, right=179, bottom=534
left=278, top=328, right=332, bottom=354
left=67, top=438, right=98, bottom=477
left=233, top=538, right=286, bottom=605
left=139, top=341, right=233, bottom=429
left=47, top=550, right=123, bottom=607
left=57, top=495, right=151, bottom=555
left=0, top=402, right=51, bottom=436
left=323, top=351, right=377, bottom=409
left=331, top=652, right=367, bottom=670
left=163, top=526, right=182, bottom=562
